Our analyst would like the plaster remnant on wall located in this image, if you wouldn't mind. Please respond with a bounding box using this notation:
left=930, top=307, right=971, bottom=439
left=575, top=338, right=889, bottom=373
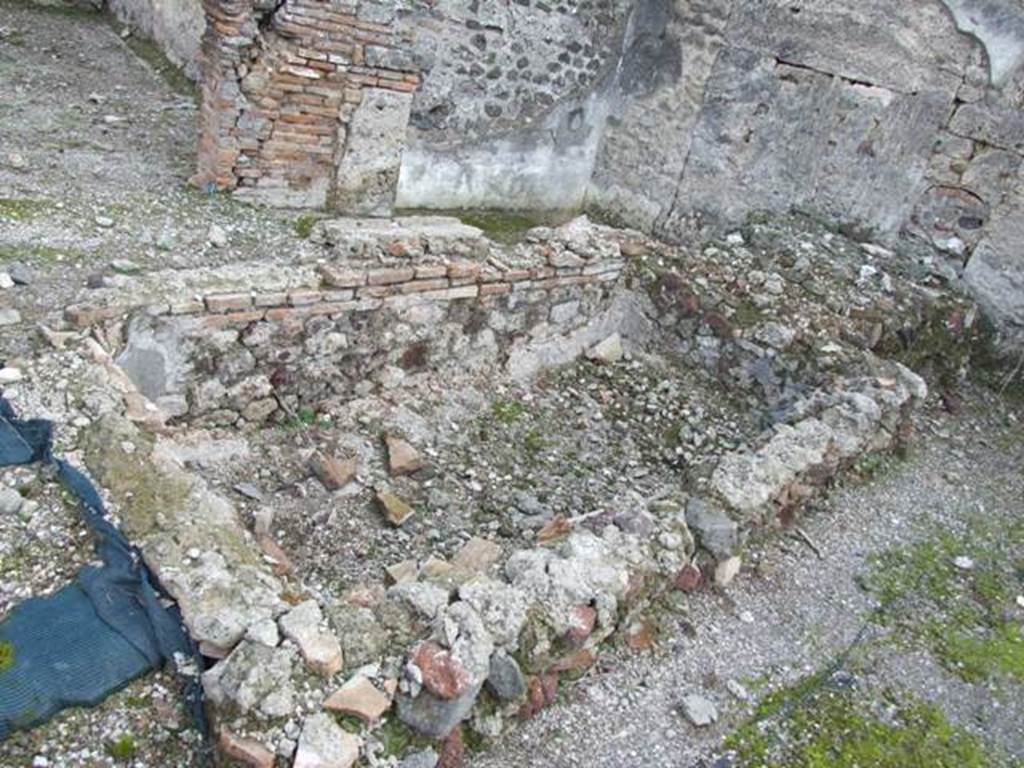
left=395, top=91, right=611, bottom=211
left=109, top=0, right=206, bottom=79
left=940, top=0, right=1024, bottom=86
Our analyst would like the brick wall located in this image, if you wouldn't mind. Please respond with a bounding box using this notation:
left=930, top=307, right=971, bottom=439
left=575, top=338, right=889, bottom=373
left=194, top=0, right=419, bottom=210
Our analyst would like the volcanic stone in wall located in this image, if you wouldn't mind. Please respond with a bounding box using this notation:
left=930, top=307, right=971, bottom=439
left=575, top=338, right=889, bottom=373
left=401, top=0, right=633, bottom=142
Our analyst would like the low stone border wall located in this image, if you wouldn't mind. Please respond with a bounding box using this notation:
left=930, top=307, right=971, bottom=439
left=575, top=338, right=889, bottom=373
left=62, top=218, right=631, bottom=425
left=73, top=336, right=925, bottom=768
left=64, top=256, right=623, bottom=331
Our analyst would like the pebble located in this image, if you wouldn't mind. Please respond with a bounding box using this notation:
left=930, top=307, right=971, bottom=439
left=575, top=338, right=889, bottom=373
left=208, top=223, right=229, bottom=248
left=0, top=367, right=24, bottom=384
left=953, top=556, right=975, bottom=571
left=6, top=264, right=31, bottom=285
left=0, top=272, right=14, bottom=289
left=725, top=679, right=750, bottom=701
left=0, top=308, right=22, bottom=326
left=679, top=693, right=718, bottom=726
left=110, top=259, right=140, bottom=274
left=156, top=230, right=176, bottom=251
left=0, top=486, right=24, bottom=515
left=587, top=333, right=624, bottom=365
left=234, top=481, right=264, bottom=501
left=95, top=215, right=115, bottom=228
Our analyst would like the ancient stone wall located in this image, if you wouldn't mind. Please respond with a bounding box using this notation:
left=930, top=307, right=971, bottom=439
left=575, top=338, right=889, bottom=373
left=128, top=0, right=1024, bottom=330
left=587, top=0, right=1024, bottom=331
left=65, top=217, right=629, bottom=424
left=192, top=0, right=636, bottom=212
left=393, top=0, right=635, bottom=210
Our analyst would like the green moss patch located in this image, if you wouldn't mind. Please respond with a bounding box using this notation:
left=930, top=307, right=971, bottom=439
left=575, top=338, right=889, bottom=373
left=396, top=209, right=572, bottom=245
left=0, top=197, right=52, bottom=221
left=491, top=398, right=527, bottom=425
left=0, top=640, right=15, bottom=673
left=862, top=515, right=1024, bottom=683
left=0, top=242, right=84, bottom=264
left=876, top=300, right=1021, bottom=400
left=82, top=416, right=190, bottom=538
left=374, top=719, right=432, bottom=757
left=727, top=683, right=996, bottom=768
left=107, top=734, right=136, bottom=761
left=294, top=214, right=320, bottom=240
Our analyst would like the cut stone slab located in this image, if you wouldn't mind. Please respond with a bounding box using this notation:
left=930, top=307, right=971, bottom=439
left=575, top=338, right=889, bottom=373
left=586, top=333, right=624, bottom=364
left=386, top=559, right=419, bottom=585
left=680, top=693, right=718, bottom=727
left=324, top=676, right=392, bottom=723
left=421, top=555, right=454, bottom=580
left=386, top=433, right=425, bottom=476
left=376, top=489, right=415, bottom=526
left=245, top=617, right=280, bottom=648
left=219, top=729, right=275, bottom=768
left=457, top=578, right=530, bottom=648
left=0, top=487, right=24, bottom=515
left=388, top=581, right=449, bottom=621
left=685, top=498, right=740, bottom=560
left=326, top=603, right=389, bottom=670
left=0, top=367, right=23, bottom=384
left=310, top=452, right=358, bottom=490
left=293, top=713, right=361, bottom=768
left=279, top=600, right=344, bottom=677
left=202, top=641, right=298, bottom=718
left=396, top=683, right=482, bottom=739
left=398, top=749, right=439, bottom=768
left=714, top=556, right=742, bottom=587
left=486, top=650, right=526, bottom=701
left=452, top=537, right=502, bottom=576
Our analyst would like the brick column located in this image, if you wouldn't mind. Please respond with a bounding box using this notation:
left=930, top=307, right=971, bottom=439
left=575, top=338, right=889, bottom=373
left=194, top=0, right=254, bottom=191
left=193, top=0, right=420, bottom=212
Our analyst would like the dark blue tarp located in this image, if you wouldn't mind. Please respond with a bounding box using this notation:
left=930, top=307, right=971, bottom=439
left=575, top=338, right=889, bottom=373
left=0, top=396, right=208, bottom=758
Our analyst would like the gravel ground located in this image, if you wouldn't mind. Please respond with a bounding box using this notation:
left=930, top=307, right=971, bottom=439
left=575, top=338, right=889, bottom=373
left=181, top=348, right=764, bottom=602
left=467, top=389, right=1024, bottom=768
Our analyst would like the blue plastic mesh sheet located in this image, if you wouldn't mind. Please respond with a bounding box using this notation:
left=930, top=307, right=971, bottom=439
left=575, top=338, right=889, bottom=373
left=0, top=396, right=208, bottom=758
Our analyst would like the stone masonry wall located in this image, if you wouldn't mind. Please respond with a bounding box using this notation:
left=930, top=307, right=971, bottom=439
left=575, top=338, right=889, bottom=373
left=588, top=0, right=1024, bottom=332
left=149, top=0, right=1024, bottom=330
left=64, top=217, right=629, bottom=425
